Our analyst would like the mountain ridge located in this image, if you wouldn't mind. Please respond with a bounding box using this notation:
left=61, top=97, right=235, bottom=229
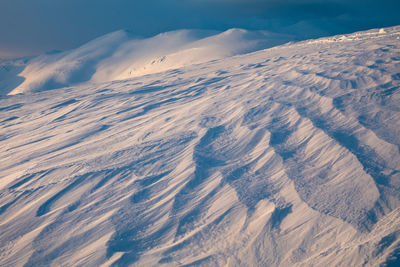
left=2, top=28, right=292, bottom=96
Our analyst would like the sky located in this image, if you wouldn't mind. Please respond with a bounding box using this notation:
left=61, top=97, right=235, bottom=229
left=0, top=0, right=399, bottom=59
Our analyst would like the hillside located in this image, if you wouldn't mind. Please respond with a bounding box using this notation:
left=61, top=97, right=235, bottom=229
left=1, top=29, right=292, bottom=96
left=0, top=26, right=399, bottom=266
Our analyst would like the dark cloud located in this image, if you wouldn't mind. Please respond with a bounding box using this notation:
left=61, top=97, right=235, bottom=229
left=0, top=0, right=399, bottom=58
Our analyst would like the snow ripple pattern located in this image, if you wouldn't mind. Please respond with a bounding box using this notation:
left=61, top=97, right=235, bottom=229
left=1, top=26, right=400, bottom=266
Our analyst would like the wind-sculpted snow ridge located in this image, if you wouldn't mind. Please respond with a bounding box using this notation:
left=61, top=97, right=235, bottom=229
left=0, top=26, right=400, bottom=266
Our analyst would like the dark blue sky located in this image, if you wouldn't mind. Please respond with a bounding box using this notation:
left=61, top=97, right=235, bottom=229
left=0, top=0, right=399, bottom=58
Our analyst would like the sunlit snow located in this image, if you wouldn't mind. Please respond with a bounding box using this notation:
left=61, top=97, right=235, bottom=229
left=0, top=26, right=399, bottom=266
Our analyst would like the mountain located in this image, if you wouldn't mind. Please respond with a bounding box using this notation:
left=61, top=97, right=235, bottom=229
left=1, top=29, right=292, bottom=95
left=0, top=26, right=399, bottom=266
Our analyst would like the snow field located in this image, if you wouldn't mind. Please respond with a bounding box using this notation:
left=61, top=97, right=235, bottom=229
left=0, top=26, right=400, bottom=266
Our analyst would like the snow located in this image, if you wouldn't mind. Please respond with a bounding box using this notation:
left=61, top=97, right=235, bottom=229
left=0, top=26, right=400, bottom=266
left=3, top=29, right=292, bottom=96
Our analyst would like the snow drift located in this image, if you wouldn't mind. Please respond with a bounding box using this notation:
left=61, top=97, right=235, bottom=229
left=0, top=26, right=400, bottom=266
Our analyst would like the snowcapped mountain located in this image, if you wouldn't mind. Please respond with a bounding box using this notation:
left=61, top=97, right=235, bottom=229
left=0, top=26, right=399, bottom=266
left=2, top=29, right=292, bottom=96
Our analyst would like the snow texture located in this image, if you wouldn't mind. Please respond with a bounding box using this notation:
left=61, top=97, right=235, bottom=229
left=0, top=26, right=400, bottom=266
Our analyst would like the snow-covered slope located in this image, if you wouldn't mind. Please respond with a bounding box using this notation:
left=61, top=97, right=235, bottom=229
left=3, top=29, right=292, bottom=95
left=0, top=58, right=29, bottom=96
left=0, top=26, right=400, bottom=266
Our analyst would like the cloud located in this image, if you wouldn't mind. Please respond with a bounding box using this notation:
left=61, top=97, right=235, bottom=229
left=0, top=0, right=399, bottom=58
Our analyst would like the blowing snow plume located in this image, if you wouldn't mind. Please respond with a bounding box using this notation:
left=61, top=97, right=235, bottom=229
left=2, top=29, right=292, bottom=95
